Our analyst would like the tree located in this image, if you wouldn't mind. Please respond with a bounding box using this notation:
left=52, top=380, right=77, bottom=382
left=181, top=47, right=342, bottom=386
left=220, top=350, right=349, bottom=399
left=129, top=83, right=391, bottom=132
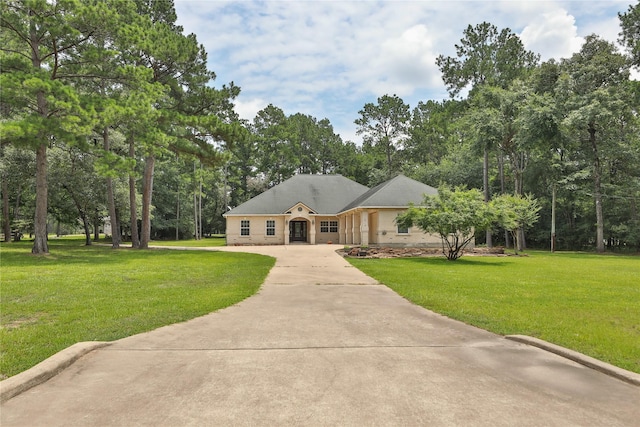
left=355, top=94, right=410, bottom=178
left=559, top=35, right=631, bottom=253
left=436, top=22, right=539, bottom=97
left=437, top=22, right=539, bottom=247
left=619, top=1, right=640, bottom=67
left=491, top=193, right=541, bottom=254
left=396, top=186, right=493, bottom=260
left=253, top=104, right=295, bottom=186
left=48, top=145, right=105, bottom=245
left=1, top=0, right=115, bottom=253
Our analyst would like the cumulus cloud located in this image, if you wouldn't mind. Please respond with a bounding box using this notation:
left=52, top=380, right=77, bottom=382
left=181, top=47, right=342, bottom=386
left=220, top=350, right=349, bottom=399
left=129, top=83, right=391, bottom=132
left=520, top=9, right=584, bottom=61
left=174, top=0, right=630, bottom=142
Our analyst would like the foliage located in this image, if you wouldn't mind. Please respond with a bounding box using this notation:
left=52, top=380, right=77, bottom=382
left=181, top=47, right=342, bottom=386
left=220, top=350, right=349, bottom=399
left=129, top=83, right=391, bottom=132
left=0, top=239, right=274, bottom=378
left=347, top=252, right=640, bottom=374
left=2, top=5, right=639, bottom=253
left=355, top=94, right=410, bottom=178
left=491, top=193, right=541, bottom=253
left=619, top=1, right=640, bottom=67
left=396, top=186, right=493, bottom=260
left=435, top=21, right=539, bottom=97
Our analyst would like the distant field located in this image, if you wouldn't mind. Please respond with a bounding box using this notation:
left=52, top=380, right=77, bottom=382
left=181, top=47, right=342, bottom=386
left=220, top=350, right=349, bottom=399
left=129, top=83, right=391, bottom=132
left=348, top=251, right=640, bottom=373
left=0, top=238, right=273, bottom=378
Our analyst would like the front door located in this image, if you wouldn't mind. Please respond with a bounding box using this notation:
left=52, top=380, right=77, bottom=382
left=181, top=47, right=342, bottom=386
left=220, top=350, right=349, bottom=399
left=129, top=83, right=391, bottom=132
left=289, top=221, right=307, bottom=242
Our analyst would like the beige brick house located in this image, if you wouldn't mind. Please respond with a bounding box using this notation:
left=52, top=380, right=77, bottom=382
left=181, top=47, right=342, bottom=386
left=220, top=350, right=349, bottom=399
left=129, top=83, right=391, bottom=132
left=223, top=174, right=447, bottom=247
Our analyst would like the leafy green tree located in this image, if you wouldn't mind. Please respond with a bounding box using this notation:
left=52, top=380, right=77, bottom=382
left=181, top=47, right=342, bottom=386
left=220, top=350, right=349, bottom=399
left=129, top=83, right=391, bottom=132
left=491, top=193, right=541, bottom=254
left=437, top=22, right=539, bottom=247
left=396, top=186, right=493, bottom=260
left=436, top=22, right=540, bottom=97
left=405, top=100, right=460, bottom=167
left=0, top=146, right=36, bottom=242
left=253, top=104, right=295, bottom=186
left=1, top=0, right=116, bottom=253
left=355, top=94, right=410, bottom=178
left=619, top=1, right=640, bottom=67
left=48, top=145, right=105, bottom=245
left=558, top=35, right=631, bottom=253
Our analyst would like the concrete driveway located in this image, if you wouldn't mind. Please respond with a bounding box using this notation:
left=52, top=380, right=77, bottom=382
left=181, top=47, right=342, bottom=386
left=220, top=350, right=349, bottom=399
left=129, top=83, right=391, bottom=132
left=1, top=244, right=639, bottom=426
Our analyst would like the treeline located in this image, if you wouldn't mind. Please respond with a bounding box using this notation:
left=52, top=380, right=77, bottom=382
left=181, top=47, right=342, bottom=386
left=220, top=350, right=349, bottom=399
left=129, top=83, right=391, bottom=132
left=2, top=1, right=639, bottom=253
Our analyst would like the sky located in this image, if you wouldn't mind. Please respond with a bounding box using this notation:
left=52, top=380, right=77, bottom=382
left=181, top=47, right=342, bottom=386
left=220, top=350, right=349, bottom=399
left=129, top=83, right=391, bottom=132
left=174, top=0, right=636, bottom=144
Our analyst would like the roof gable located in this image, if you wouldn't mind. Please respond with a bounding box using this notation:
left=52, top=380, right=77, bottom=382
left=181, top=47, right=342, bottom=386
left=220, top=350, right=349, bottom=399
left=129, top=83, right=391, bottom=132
left=225, top=174, right=370, bottom=216
left=340, top=175, right=437, bottom=212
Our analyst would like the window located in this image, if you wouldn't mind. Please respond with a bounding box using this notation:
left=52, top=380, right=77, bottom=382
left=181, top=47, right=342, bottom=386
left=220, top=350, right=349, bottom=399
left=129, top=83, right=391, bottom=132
left=240, top=220, right=250, bottom=236
left=397, top=224, right=409, bottom=234
left=320, top=220, right=339, bottom=233
left=266, top=220, right=275, bottom=236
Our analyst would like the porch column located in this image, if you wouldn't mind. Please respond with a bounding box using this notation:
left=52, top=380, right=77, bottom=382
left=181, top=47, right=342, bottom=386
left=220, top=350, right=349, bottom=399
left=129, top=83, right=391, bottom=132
left=360, top=210, right=369, bottom=246
left=339, top=216, right=346, bottom=245
left=310, top=218, right=316, bottom=244
left=345, top=215, right=351, bottom=244
left=284, top=219, right=290, bottom=245
left=352, top=212, right=359, bottom=245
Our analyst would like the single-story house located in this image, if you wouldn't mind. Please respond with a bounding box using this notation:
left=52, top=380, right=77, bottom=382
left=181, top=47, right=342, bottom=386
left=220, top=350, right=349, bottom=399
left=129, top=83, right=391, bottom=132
left=223, top=174, right=456, bottom=247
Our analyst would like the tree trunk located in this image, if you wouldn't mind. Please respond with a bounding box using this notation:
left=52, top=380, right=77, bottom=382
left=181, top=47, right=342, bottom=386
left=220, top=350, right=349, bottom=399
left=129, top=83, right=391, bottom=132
left=199, top=163, right=203, bottom=239
left=589, top=125, right=605, bottom=253
left=498, top=151, right=510, bottom=248
left=176, top=188, right=180, bottom=240
left=103, top=127, right=120, bottom=248
left=128, top=136, right=140, bottom=248
left=93, top=213, right=100, bottom=241
left=483, top=146, right=492, bottom=247
left=2, top=177, right=10, bottom=242
left=32, top=143, right=49, bottom=254
left=140, top=155, right=155, bottom=249
left=551, top=183, right=556, bottom=252
left=82, top=213, right=91, bottom=246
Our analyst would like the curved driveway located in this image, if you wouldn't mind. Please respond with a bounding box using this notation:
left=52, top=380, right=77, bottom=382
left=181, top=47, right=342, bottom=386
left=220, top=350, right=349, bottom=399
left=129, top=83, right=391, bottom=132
left=2, top=244, right=639, bottom=426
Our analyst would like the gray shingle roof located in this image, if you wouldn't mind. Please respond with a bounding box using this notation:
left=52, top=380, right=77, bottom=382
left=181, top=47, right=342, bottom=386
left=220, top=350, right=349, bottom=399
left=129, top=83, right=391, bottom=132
left=225, top=174, right=370, bottom=215
left=339, top=175, right=438, bottom=212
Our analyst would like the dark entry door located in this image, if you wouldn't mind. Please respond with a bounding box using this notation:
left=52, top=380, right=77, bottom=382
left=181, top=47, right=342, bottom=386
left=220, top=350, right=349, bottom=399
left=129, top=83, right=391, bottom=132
left=289, top=221, right=307, bottom=242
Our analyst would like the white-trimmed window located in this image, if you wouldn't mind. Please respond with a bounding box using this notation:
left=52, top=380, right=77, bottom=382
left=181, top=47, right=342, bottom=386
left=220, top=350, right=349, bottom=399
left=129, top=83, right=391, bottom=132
left=397, top=224, right=409, bottom=234
left=320, top=220, right=338, bottom=233
left=266, top=220, right=275, bottom=236
left=240, top=220, right=250, bottom=236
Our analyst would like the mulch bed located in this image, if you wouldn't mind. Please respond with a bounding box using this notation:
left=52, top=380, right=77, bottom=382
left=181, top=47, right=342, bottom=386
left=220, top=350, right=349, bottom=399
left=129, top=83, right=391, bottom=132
left=340, top=246, right=506, bottom=258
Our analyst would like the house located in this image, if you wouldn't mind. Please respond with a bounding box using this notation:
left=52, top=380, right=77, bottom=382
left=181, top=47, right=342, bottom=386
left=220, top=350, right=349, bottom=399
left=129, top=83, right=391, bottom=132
left=223, top=174, right=449, bottom=247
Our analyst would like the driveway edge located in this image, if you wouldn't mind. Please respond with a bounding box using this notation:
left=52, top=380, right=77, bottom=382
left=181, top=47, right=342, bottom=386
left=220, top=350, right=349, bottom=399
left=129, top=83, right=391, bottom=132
left=505, top=335, right=640, bottom=386
left=0, top=341, right=111, bottom=403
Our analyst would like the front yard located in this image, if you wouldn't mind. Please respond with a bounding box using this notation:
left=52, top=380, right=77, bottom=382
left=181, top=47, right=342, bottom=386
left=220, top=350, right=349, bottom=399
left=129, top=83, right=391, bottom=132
left=0, top=239, right=274, bottom=378
left=347, top=251, right=640, bottom=374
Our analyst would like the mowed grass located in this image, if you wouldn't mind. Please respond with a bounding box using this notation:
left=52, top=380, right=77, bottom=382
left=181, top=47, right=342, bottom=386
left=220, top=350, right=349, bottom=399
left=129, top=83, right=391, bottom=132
left=0, top=239, right=274, bottom=379
left=147, top=236, right=227, bottom=247
left=348, top=251, right=640, bottom=373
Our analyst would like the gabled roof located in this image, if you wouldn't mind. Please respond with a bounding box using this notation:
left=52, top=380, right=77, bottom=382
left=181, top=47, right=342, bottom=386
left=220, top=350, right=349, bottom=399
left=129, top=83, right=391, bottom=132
left=225, top=174, right=370, bottom=216
left=339, top=175, right=437, bottom=213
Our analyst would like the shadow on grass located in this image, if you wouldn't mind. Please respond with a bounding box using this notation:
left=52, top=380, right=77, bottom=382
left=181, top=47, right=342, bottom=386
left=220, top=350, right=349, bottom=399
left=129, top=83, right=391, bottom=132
left=394, top=256, right=512, bottom=267
left=1, top=240, right=238, bottom=268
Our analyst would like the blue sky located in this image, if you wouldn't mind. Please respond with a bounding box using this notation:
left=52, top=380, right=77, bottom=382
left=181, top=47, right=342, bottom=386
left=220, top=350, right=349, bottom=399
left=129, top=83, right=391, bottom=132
left=174, top=1, right=636, bottom=144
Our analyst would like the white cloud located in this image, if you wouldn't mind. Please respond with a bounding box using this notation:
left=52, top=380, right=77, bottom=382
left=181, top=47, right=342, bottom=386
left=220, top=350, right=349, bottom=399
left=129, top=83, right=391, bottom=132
left=175, top=0, right=631, bottom=145
left=233, top=98, right=268, bottom=122
left=520, top=9, right=584, bottom=61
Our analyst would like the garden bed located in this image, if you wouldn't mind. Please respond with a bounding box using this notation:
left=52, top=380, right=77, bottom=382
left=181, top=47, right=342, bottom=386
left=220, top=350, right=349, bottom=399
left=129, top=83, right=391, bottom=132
left=340, top=246, right=505, bottom=258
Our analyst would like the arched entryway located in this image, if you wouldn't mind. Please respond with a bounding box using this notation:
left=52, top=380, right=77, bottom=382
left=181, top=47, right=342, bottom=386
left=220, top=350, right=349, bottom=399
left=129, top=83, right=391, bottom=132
left=289, top=219, right=309, bottom=242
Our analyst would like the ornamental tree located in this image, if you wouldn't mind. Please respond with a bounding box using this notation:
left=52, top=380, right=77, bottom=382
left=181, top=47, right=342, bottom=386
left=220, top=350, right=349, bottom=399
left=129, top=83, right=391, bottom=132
left=396, top=186, right=493, bottom=261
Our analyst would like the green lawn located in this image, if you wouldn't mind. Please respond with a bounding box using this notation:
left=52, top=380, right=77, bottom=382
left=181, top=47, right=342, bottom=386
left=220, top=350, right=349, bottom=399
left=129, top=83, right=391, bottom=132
left=0, top=238, right=274, bottom=379
left=147, top=236, right=227, bottom=247
left=348, top=251, right=640, bottom=374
